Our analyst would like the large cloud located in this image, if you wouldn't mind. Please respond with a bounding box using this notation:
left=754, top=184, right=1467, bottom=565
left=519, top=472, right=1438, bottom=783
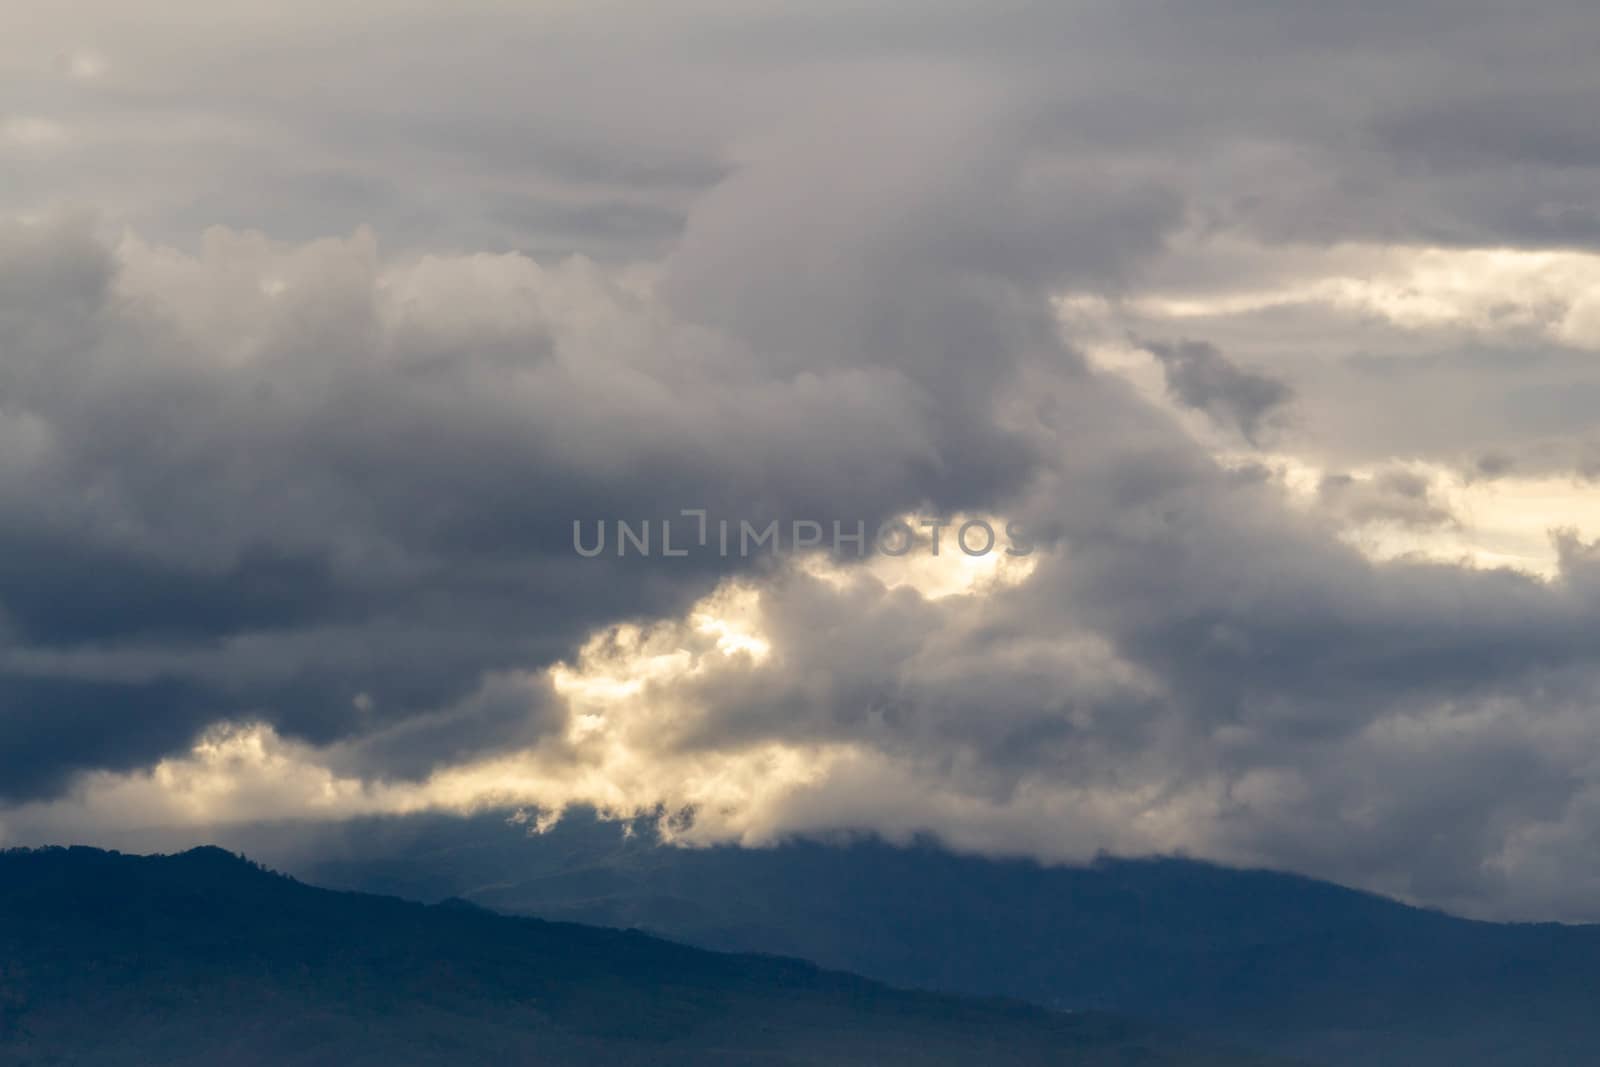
left=5, top=0, right=1600, bottom=922
left=0, top=198, right=1053, bottom=796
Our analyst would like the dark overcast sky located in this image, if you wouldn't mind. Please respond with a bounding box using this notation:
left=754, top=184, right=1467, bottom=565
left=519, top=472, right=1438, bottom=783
left=4, top=0, right=1600, bottom=922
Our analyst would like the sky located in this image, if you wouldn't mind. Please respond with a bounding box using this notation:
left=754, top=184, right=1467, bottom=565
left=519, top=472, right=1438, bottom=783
left=3, top=0, right=1600, bottom=922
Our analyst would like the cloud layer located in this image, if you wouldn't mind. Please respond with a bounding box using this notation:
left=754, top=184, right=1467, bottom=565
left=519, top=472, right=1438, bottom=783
left=5, top=0, right=1600, bottom=922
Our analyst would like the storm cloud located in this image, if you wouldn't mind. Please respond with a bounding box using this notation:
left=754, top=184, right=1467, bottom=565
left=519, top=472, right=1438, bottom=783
left=4, top=0, right=1600, bottom=922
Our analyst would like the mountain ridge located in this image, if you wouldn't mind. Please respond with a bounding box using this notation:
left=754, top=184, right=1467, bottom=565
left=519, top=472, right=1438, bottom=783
left=223, top=809, right=1600, bottom=1067
left=0, top=844, right=1299, bottom=1067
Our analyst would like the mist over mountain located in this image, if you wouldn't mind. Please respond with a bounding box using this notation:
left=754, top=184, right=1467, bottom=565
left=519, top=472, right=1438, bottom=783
left=219, top=810, right=1600, bottom=1067
left=0, top=845, right=1296, bottom=1067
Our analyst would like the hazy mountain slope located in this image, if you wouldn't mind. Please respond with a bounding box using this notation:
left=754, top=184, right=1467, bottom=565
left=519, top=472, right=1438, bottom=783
left=240, top=810, right=1600, bottom=1067
left=0, top=846, right=1295, bottom=1067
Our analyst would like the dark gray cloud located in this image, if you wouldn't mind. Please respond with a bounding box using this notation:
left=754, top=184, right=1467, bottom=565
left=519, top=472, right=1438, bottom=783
left=1146, top=340, right=1293, bottom=444
left=0, top=95, right=1099, bottom=796
left=0, top=675, right=208, bottom=801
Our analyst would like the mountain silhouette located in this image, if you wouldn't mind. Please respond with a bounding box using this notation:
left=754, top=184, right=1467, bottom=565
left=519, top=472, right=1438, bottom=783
left=0, top=845, right=1296, bottom=1067
left=250, top=809, right=1600, bottom=1067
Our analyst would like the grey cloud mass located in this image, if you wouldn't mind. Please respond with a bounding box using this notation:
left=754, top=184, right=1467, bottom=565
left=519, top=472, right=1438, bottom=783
left=4, top=0, right=1600, bottom=922
left=1146, top=340, right=1293, bottom=444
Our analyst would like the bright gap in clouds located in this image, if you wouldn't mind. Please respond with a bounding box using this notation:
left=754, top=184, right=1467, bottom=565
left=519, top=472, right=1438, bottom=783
left=1130, top=244, right=1600, bottom=347
left=1060, top=238, right=1600, bottom=578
